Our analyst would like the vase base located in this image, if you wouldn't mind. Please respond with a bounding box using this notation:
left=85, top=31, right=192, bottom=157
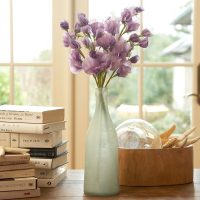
left=84, top=190, right=119, bottom=197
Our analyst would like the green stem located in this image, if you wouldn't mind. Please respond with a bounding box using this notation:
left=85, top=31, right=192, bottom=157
left=102, top=72, right=107, bottom=87
left=118, top=24, right=127, bottom=40
left=93, top=75, right=98, bottom=86
left=79, top=49, right=85, bottom=58
left=104, top=69, right=118, bottom=87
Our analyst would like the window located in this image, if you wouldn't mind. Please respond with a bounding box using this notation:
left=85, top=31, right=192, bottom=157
left=0, top=0, right=52, bottom=105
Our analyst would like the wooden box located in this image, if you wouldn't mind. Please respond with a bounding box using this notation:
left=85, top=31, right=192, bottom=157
left=119, top=146, right=193, bottom=186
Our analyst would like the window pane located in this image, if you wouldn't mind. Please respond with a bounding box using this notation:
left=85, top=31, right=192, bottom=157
left=143, top=0, right=193, bottom=63
left=0, top=0, right=10, bottom=62
left=0, top=67, right=10, bottom=104
left=143, top=67, right=192, bottom=134
left=90, top=70, right=139, bottom=127
left=13, top=0, right=52, bottom=63
left=14, top=67, right=52, bottom=105
left=89, top=0, right=140, bottom=20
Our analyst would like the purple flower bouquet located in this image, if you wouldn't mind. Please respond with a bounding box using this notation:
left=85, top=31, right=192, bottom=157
left=60, top=7, right=151, bottom=88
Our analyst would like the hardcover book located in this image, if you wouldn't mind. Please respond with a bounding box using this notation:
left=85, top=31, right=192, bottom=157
left=0, top=105, right=64, bottom=123
left=0, top=188, right=40, bottom=200
left=0, top=121, right=65, bottom=134
left=0, top=163, right=35, bottom=172
left=30, top=152, right=68, bottom=169
left=30, top=141, right=67, bottom=158
left=35, top=165, right=66, bottom=179
left=0, top=153, right=30, bottom=166
left=0, top=168, right=35, bottom=179
left=37, top=167, right=66, bottom=187
left=0, top=177, right=37, bottom=192
left=0, top=131, right=62, bottom=148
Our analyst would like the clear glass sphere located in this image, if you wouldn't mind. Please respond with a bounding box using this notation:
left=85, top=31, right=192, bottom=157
left=116, top=119, right=162, bottom=149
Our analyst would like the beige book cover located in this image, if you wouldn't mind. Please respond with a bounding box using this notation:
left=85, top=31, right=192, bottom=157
left=37, top=167, right=66, bottom=187
left=0, top=105, right=64, bottom=123
left=0, top=168, right=35, bottom=179
left=0, top=153, right=30, bottom=166
left=0, top=131, right=62, bottom=148
left=0, top=121, right=65, bottom=134
left=35, top=165, right=66, bottom=179
left=0, top=177, right=37, bottom=192
left=0, top=163, right=35, bottom=172
left=30, top=153, right=67, bottom=169
left=0, top=188, right=40, bottom=200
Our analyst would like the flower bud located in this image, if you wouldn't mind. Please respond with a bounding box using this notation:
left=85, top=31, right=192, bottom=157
left=60, top=20, right=69, bottom=31
left=130, top=55, right=139, bottom=63
left=141, top=28, right=152, bottom=37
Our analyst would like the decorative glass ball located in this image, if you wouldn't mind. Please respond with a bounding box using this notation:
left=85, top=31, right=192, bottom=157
left=116, top=119, right=162, bottom=149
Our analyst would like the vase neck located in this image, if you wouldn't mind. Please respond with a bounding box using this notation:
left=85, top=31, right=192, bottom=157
left=95, top=88, right=108, bottom=111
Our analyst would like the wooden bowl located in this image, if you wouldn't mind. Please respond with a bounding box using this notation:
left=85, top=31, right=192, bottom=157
left=119, top=146, right=193, bottom=186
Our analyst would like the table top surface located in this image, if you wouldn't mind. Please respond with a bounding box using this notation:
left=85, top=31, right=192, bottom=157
left=27, top=169, right=200, bottom=200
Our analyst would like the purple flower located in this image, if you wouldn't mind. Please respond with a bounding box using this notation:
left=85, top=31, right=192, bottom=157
left=78, top=13, right=89, bottom=26
left=96, top=28, right=104, bottom=39
left=60, top=20, right=69, bottom=31
left=96, top=33, right=115, bottom=50
left=105, top=18, right=120, bottom=35
left=129, top=33, right=140, bottom=42
left=127, top=21, right=140, bottom=32
left=89, top=50, right=97, bottom=58
left=109, top=56, right=123, bottom=70
left=90, top=22, right=104, bottom=36
left=139, top=37, right=149, bottom=48
left=69, top=50, right=82, bottom=74
left=129, top=55, right=139, bottom=63
left=111, top=38, right=131, bottom=60
left=81, top=25, right=91, bottom=34
left=82, top=38, right=91, bottom=48
left=121, top=8, right=132, bottom=23
left=141, top=28, right=152, bottom=37
left=83, top=52, right=110, bottom=75
left=63, top=34, right=70, bottom=47
left=117, top=62, right=132, bottom=77
left=69, top=39, right=81, bottom=49
left=135, top=7, right=144, bottom=13
left=74, top=23, right=81, bottom=33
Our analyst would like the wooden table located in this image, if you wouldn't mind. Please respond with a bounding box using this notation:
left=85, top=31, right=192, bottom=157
left=33, top=169, right=200, bottom=200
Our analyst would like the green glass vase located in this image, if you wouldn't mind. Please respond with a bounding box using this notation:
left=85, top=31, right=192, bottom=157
left=84, top=88, right=119, bottom=196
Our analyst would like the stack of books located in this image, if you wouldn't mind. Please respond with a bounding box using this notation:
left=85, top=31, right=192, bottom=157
left=0, top=105, right=67, bottom=188
left=0, top=151, right=40, bottom=199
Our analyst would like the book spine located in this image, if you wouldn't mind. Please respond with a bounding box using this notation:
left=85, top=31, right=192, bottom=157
left=0, top=122, right=44, bottom=134
left=0, top=132, right=62, bottom=148
left=0, top=169, right=35, bottom=179
left=30, top=158, right=52, bottom=169
left=30, top=149, right=57, bottom=158
left=0, top=132, right=11, bottom=147
left=11, top=133, right=19, bottom=147
left=0, top=111, right=43, bottom=123
left=35, top=166, right=66, bottom=179
left=0, top=177, right=37, bottom=192
left=35, top=169, right=55, bottom=179
left=0, top=163, right=35, bottom=172
left=0, top=154, right=30, bottom=165
left=19, top=131, right=62, bottom=148
left=37, top=168, right=66, bottom=187
left=0, top=188, right=40, bottom=200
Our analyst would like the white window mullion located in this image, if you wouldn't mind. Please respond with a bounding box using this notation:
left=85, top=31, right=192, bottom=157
left=138, top=0, right=144, bottom=119
left=9, top=0, right=14, bottom=104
